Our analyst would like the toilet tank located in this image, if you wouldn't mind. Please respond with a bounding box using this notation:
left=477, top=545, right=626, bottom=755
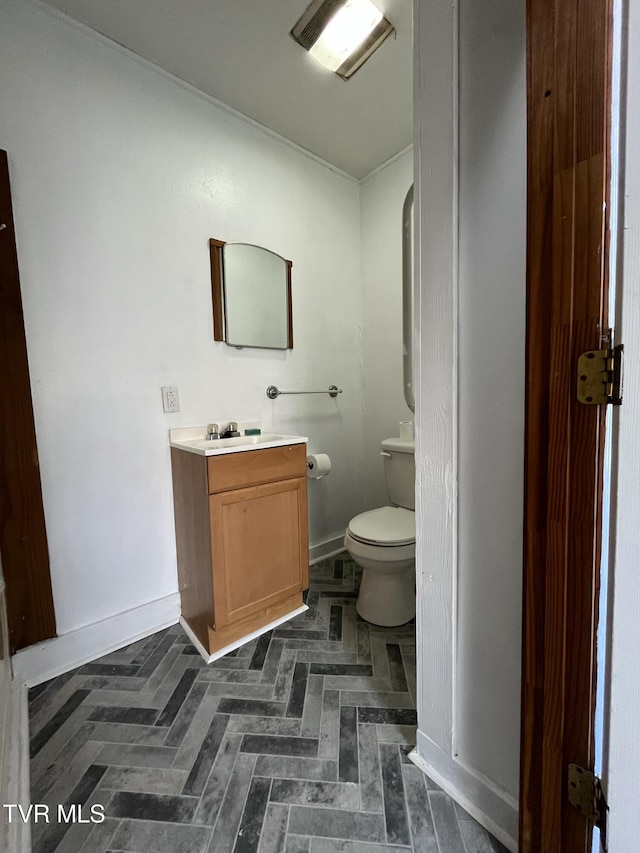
left=381, top=438, right=415, bottom=510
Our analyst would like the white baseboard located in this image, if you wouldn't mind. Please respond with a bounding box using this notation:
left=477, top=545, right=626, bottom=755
left=411, top=729, right=518, bottom=853
left=309, top=533, right=346, bottom=565
left=9, top=535, right=346, bottom=687
left=11, top=593, right=181, bottom=687
left=180, top=604, right=309, bottom=665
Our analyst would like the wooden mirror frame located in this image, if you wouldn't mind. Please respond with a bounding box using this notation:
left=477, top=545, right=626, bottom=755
left=209, top=238, right=294, bottom=349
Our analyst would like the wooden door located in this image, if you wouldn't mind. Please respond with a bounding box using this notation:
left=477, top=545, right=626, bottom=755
left=0, top=150, right=56, bottom=652
left=209, top=477, right=309, bottom=628
left=521, top=0, right=613, bottom=850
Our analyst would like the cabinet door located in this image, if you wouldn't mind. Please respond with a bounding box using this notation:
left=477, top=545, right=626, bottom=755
left=209, top=477, right=308, bottom=629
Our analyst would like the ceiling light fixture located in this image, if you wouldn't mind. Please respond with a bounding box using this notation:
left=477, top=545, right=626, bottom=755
left=291, top=0, right=394, bottom=80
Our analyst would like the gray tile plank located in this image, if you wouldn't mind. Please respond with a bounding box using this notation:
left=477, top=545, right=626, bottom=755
left=318, top=689, right=340, bottom=760
left=232, top=775, right=271, bottom=853
left=338, top=706, right=359, bottom=783
left=95, top=743, right=178, bottom=769
left=182, top=713, right=230, bottom=797
left=75, top=816, right=120, bottom=853
left=301, top=674, right=324, bottom=738
left=108, top=790, right=199, bottom=822
left=254, top=755, right=338, bottom=782
left=295, top=652, right=359, bottom=665
left=357, top=723, right=383, bottom=813
left=374, top=725, right=417, bottom=746
left=429, top=790, right=467, bottom=853
left=338, top=691, right=414, bottom=709
left=401, top=764, right=438, bottom=853
left=458, top=817, right=495, bottom=852
left=109, top=817, right=212, bottom=852
left=270, top=779, right=360, bottom=810
left=287, top=806, right=386, bottom=843
left=227, top=715, right=302, bottom=736
left=89, top=721, right=170, bottom=746
left=196, top=669, right=263, bottom=684
left=171, top=689, right=221, bottom=770
left=379, top=743, right=411, bottom=846
left=206, top=753, right=256, bottom=853
left=257, top=802, right=288, bottom=853
left=259, top=638, right=285, bottom=684
left=193, top=733, right=242, bottom=826
left=285, top=837, right=311, bottom=853
left=98, top=766, right=189, bottom=796
left=272, top=649, right=297, bottom=702
left=240, top=734, right=319, bottom=758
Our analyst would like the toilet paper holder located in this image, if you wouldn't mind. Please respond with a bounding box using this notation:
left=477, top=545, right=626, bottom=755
left=306, top=453, right=332, bottom=479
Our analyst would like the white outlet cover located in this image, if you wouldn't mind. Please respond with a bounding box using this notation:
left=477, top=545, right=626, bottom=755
left=161, top=386, right=180, bottom=413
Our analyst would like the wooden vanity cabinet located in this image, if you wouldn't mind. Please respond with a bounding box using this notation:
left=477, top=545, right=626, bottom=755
left=171, top=443, right=309, bottom=655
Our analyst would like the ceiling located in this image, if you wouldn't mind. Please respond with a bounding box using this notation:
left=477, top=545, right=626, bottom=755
left=39, top=0, right=413, bottom=179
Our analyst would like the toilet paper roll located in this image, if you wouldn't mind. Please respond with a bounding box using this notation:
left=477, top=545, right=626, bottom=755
left=399, top=421, right=414, bottom=441
left=306, top=453, right=331, bottom=479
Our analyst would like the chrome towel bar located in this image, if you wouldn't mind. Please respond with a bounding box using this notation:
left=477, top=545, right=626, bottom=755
left=266, top=385, right=342, bottom=400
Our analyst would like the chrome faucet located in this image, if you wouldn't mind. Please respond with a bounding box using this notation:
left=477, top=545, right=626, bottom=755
left=220, top=421, right=240, bottom=439
left=206, top=423, right=219, bottom=440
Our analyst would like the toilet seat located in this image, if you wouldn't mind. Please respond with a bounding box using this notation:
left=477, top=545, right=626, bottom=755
left=347, top=506, right=415, bottom=547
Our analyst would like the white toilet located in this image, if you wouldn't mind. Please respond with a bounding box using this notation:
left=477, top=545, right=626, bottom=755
left=344, top=437, right=415, bottom=626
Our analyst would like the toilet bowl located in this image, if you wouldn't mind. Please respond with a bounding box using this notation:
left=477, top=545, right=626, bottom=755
left=344, top=438, right=416, bottom=627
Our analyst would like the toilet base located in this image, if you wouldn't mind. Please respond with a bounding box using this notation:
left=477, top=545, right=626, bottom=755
left=355, top=564, right=416, bottom=627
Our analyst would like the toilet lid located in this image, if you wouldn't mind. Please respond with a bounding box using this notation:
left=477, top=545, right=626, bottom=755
left=348, top=506, right=415, bottom=546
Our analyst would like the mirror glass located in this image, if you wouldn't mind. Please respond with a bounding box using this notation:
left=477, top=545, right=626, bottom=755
left=210, top=239, right=293, bottom=350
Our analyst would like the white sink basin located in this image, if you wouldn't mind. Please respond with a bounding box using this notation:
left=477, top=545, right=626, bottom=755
left=170, top=432, right=308, bottom=456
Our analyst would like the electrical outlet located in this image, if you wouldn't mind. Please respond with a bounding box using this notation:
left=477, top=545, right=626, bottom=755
left=161, top=386, right=180, bottom=413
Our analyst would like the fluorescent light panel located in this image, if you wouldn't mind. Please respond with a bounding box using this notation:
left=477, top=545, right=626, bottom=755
left=291, top=0, right=394, bottom=80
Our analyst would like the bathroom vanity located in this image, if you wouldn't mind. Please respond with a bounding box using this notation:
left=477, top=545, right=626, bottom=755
left=169, top=431, right=309, bottom=660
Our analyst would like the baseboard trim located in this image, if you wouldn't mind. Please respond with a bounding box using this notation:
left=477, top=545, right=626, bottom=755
left=411, top=729, right=518, bottom=853
left=309, top=533, right=346, bottom=565
left=180, top=604, right=309, bottom=665
left=11, top=593, right=181, bottom=687
left=10, top=540, right=345, bottom=686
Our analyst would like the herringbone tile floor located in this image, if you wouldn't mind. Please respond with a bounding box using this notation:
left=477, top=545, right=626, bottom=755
left=29, top=555, right=508, bottom=853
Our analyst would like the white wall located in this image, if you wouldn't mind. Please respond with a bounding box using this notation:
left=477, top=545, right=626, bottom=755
left=412, top=0, right=525, bottom=849
left=456, top=0, right=525, bottom=797
left=0, top=0, right=363, bottom=648
left=360, top=149, right=414, bottom=510
left=604, top=1, right=640, bottom=847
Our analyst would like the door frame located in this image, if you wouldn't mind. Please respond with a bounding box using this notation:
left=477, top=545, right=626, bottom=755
left=0, top=150, right=57, bottom=652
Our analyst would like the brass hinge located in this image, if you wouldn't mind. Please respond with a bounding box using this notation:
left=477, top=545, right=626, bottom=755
left=577, top=344, right=623, bottom=406
left=568, top=763, right=608, bottom=837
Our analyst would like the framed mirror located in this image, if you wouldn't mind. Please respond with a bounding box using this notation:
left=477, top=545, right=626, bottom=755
left=209, top=238, right=293, bottom=349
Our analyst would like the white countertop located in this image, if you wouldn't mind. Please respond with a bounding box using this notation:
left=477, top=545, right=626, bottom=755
left=169, top=427, right=308, bottom=456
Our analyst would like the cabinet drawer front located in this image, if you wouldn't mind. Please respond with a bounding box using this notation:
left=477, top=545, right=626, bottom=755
left=207, top=444, right=306, bottom=493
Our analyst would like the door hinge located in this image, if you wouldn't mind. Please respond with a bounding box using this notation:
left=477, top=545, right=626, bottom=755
left=577, top=343, right=623, bottom=406
left=568, top=763, right=608, bottom=837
